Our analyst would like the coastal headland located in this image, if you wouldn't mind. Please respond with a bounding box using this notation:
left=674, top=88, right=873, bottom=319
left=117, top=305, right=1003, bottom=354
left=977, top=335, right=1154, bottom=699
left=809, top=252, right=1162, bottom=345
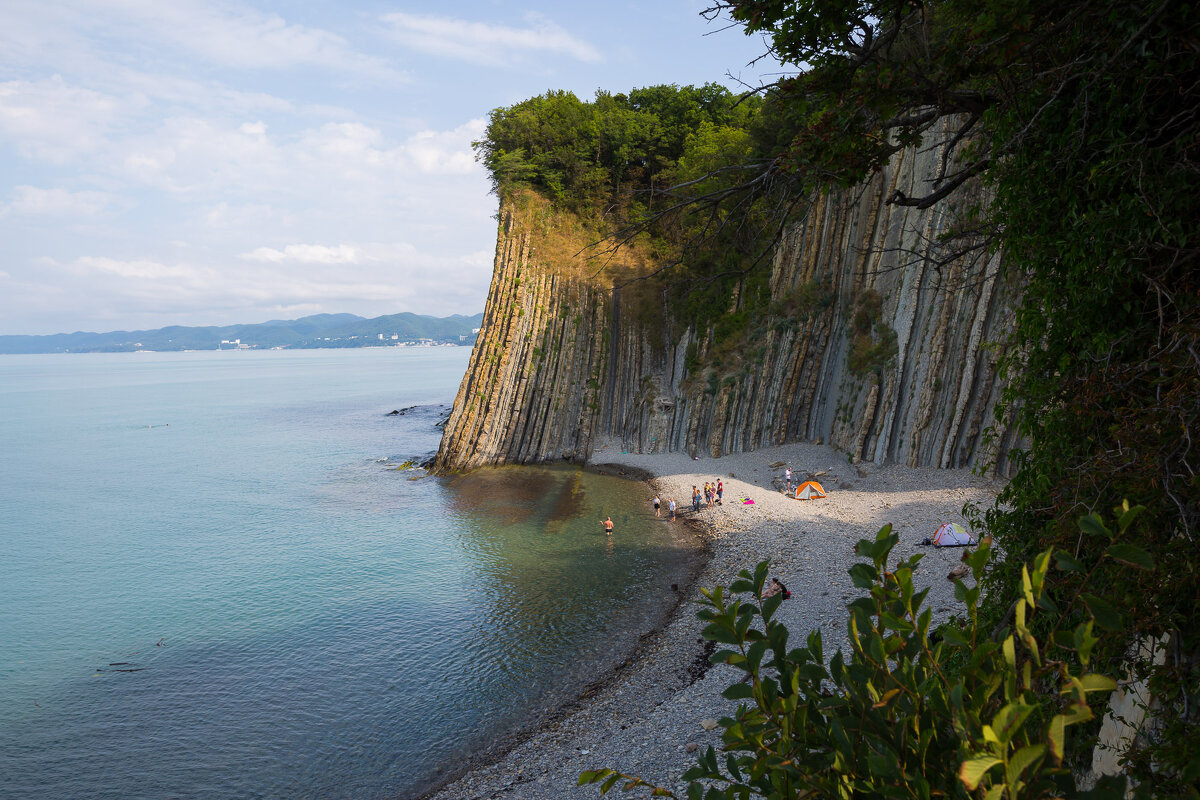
left=425, top=439, right=1002, bottom=800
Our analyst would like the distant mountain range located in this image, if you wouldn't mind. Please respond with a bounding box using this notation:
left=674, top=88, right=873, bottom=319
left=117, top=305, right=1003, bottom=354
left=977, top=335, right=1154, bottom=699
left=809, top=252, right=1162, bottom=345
left=0, top=312, right=485, bottom=354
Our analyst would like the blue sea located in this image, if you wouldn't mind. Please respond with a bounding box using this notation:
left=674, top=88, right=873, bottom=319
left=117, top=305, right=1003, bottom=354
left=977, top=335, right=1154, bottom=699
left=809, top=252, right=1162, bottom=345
left=0, top=348, right=700, bottom=799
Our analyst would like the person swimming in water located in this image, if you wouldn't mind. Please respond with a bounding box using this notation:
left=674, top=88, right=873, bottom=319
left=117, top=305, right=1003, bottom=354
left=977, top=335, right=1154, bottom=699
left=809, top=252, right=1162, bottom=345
left=603, top=516, right=614, bottom=535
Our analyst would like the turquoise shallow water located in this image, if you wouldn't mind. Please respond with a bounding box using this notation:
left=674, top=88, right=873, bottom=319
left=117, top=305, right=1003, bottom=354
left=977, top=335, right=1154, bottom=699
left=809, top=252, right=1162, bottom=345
left=0, top=349, right=699, bottom=799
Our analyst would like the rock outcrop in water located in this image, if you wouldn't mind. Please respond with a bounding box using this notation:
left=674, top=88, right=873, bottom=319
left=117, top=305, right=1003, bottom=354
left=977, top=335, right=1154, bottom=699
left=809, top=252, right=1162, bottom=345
left=434, top=119, right=1020, bottom=474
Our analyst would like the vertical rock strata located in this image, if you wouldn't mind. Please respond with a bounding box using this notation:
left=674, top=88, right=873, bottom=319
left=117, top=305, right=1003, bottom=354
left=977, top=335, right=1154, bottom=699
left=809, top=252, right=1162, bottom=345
left=434, top=124, right=1020, bottom=473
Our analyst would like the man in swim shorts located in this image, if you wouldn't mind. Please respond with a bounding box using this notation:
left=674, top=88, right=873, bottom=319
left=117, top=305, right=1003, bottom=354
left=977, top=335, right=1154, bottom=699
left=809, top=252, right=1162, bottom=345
left=652, top=495, right=661, bottom=517
left=603, top=516, right=614, bottom=534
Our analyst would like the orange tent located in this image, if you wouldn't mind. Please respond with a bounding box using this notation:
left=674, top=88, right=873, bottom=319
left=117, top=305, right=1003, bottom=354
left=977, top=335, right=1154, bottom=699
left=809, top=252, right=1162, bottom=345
left=794, top=480, right=826, bottom=500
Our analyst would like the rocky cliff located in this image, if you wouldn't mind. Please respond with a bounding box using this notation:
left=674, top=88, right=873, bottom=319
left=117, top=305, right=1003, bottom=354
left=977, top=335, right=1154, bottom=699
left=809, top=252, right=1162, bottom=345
left=434, top=124, right=1021, bottom=474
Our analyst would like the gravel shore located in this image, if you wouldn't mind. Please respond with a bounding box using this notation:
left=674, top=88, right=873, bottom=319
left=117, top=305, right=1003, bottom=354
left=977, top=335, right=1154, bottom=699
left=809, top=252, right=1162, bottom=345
left=425, top=441, right=1004, bottom=800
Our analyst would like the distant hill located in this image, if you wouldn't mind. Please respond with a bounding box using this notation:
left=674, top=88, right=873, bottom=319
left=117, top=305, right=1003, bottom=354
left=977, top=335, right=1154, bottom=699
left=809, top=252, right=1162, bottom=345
left=0, top=312, right=485, bottom=354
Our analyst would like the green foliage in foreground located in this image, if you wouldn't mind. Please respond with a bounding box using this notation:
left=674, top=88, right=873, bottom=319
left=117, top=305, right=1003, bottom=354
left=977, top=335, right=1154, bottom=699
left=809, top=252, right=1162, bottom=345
left=581, top=508, right=1155, bottom=799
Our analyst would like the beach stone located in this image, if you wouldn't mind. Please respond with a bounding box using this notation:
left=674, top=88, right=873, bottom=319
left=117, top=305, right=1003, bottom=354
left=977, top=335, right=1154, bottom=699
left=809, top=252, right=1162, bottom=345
left=700, top=718, right=719, bottom=731
left=685, top=742, right=699, bottom=753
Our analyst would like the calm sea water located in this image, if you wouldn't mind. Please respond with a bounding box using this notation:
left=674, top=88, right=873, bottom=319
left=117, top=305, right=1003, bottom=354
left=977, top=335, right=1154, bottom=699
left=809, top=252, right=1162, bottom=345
left=0, top=349, right=699, bottom=799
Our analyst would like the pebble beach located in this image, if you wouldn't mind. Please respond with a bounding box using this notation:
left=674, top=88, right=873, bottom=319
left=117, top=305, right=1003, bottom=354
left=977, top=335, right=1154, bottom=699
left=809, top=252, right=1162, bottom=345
left=425, top=440, right=1004, bottom=800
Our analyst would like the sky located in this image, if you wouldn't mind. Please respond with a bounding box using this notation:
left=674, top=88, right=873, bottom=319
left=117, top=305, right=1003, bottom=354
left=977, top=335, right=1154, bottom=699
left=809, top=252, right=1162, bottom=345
left=0, top=1, right=781, bottom=335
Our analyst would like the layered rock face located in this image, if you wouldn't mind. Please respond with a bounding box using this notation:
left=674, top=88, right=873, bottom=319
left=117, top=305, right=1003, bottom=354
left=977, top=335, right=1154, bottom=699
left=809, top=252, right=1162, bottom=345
left=434, top=125, right=1020, bottom=473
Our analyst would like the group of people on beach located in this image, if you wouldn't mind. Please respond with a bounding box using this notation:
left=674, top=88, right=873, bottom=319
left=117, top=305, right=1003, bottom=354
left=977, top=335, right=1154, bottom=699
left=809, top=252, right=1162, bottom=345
left=642, top=484, right=790, bottom=602
left=646, top=480, right=724, bottom=524
left=690, top=480, right=722, bottom=511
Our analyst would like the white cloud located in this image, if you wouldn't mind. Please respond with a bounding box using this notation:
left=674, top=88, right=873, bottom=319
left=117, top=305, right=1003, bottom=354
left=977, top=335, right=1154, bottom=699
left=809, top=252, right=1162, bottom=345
left=3, top=186, right=121, bottom=217
left=72, top=256, right=211, bottom=281
left=404, top=118, right=486, bottom=174
left=0, top=76, right=123, bottom=162
left=25, top=0, right=408, bottom=81
left=381, top=12, right=602, bottom=66
left=119, top=115, right=288, bottom=192
left=242, top=244, right=361, bottom=264
left=203, top=202, right=283, bottom=229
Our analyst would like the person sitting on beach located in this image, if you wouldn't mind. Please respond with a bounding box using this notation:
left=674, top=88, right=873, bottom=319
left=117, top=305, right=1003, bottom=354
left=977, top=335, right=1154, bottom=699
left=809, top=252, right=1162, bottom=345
left=763, top=578, right=791, bottom=600
left=668, top=498, right=676, bottom=520
left=603, top=516, right=614, bottom=535
left=652, top=495, right=661, bottom=517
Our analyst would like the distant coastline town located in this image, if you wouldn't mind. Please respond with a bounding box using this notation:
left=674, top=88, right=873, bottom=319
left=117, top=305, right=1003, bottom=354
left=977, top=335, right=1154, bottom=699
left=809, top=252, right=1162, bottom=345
left=0, top=312, right=484, bottom=355
left=217, top=331, right=479, bottom=351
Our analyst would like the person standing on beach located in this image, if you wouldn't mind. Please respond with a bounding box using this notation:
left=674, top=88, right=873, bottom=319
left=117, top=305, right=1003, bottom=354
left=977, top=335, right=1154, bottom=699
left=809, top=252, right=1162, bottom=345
left=716, top=479, right=723, bottom=504
left=668, top=498, right=676, bottom=520
left=603, top=516, right=614, bottom=535
left=652, top=494, right=661, bottom=517
left=785, top=466, right=793, bottom=492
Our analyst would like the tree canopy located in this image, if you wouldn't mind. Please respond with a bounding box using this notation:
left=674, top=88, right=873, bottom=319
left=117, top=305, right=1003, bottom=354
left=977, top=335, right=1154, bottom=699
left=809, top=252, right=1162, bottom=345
left=474, top=84, right=762, bottom=213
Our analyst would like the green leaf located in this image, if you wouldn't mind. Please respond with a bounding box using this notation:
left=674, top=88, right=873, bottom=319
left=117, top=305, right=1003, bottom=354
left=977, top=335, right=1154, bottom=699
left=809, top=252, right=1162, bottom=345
left=1054, top=551, right=1086, bottom=573
left=1082, top=593, right=1124, bottom=631
left=1006, top=744, right=1045, bottom=786
left=992, top=702, right=1036, bottom=745
left=1078, top=513, right=1112, bottom=539
left=879, top=612, right=915, bottom=632
left=941, top=625, right=970, bottom=647
left=1076, top=673, right=1118, bottom=693
left=578, top=769, right=605, bottom=784
left=959, top=755, right=1002, bottom=790
left=747, top=639, right=769, bottom=671
left=1104, top=543, right=1155, bottom=570
left=1115, top=503, right=1144, bottom=534
left=1003, top=635, right=1016, bottom=669
left=848, top=562, right=877, bottom=589
left=1048, top=714, right=1065, bottom=762
left=722, top=682, right=754, bottom=700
